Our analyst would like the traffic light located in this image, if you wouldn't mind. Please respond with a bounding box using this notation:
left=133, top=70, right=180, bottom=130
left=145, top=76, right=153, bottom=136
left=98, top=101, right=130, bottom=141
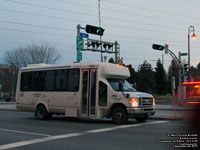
left=103, top=43, right=113, bottom=50
left=85, top=25, right=104, bottom=36
left=87, top=41, right=102, bottom=49
left=183, top=63, right=189, bottom=75
left=85, top=39, right=115, bottom=53
left=152, top=44, right=164, bottom=51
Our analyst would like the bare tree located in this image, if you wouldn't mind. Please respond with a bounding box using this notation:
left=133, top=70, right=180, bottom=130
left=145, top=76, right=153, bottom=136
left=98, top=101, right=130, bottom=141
left=4, top=42, right=61, bottom=68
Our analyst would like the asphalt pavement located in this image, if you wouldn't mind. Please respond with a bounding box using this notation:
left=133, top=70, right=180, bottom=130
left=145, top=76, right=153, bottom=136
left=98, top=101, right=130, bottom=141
left=0, top=102, right=196, bottom=120
left=0, top=110, right=192, bottom=150
left=0, top=103, right=199, bottom=150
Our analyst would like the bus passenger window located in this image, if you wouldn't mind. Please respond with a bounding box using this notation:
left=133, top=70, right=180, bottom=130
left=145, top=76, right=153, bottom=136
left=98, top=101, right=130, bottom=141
left=99, top=81, right=107, bottom=106
left=67, top=69, right=79, bottom=92
left=21, top=72, right=33, bottom=91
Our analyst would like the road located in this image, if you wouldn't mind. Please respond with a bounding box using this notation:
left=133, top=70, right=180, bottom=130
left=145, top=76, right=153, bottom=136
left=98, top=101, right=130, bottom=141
left=0, top=110, right=197, bottom=150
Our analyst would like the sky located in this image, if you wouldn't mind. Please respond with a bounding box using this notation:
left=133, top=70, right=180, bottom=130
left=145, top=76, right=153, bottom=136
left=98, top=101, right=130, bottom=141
left=0, top=0, right=200, bottom=71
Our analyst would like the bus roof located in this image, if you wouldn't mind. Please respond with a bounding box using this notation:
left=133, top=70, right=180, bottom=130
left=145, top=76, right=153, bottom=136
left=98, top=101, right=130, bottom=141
left=21, top=62, right=130, bottom=78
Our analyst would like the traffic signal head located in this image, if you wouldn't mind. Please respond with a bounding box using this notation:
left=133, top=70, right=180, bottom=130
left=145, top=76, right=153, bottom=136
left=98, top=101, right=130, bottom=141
left=85, top=25, right=104, bottom=36
left=87, top=41, right=102, bottom=49
left=103, top=43, right=113, bottom=50
left=152, top=44, right=164, bottom=51
left=183, top=63, right=189, bottom=75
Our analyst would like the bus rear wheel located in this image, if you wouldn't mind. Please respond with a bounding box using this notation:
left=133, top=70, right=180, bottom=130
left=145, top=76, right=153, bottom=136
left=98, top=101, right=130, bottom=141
left=112, top=107, right=128, bottom=124
left=35, top=105, right=51, bottom=120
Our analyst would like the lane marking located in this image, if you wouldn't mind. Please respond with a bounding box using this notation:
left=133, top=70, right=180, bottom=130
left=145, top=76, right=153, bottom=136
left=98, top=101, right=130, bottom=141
left=0, top=133, right=82, bottom=150
left=0, top=121, right=168, bottom=150
left=86, top=121, right=168, bottom=133
left=0, top=128, right=51, bottom=137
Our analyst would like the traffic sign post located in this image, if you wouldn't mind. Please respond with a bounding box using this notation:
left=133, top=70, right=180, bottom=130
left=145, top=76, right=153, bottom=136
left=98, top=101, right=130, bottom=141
left=76, top=35, right=83, bottom=62
left=77, top=51, right=82, bottom=62
left=76, top=36, right=84, bottom=51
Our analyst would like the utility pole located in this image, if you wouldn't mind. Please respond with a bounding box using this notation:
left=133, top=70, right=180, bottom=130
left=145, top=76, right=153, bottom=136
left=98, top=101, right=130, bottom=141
left=98, top=0, right=103, bottom=62
left=162, top=54, right=164, bottom=65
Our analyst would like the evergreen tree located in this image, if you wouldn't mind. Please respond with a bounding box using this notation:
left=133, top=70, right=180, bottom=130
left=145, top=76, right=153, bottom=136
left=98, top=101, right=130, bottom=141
left=137, top=60, right=155, bottom=94
left=108, top=57, right=115, bottom=64
left=168, top=60, right=179, bottom=92
left=196, top=63, right=200, bottom=70
left=126, top=64, right=138, bottom=87
left=154, top=59, right=167, bottom=95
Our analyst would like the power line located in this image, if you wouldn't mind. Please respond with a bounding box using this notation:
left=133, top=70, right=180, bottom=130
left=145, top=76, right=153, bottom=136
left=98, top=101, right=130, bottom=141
left=3, top=0, right=98, bottom=17
left=1, top=21, right=200, bottom=47
left=106, top=34, right=185, bottom=44
left=0, top=8, right=186, bottom=35
left=1, top=1, right=189, bottom=30
left=0, top=20, right=75, bottom=32
left=0, top=8, right=96, bottom=24
left=0, top=27, right=75, bottom=37
left=101, top=0, right=200, bottom=20
left=51, top=0, right=200, bottom=25
left=0, top=37, right=76, bottom=49
left=0, top=20, right=188, bottom=44
left=103, top=24, right=185, bottom=35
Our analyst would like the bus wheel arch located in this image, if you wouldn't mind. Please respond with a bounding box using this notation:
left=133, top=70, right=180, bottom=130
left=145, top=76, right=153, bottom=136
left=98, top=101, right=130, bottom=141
left=109, top=103, right=128, bottom=124
left=35, top=103, right=52, bottom=120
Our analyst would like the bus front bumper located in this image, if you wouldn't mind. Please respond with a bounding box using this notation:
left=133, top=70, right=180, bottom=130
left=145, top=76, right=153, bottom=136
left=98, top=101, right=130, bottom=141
left=126, top=107, right=155, bottom=118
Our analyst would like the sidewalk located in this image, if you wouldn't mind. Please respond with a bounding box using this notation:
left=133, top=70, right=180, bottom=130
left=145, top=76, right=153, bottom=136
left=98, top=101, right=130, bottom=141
left=0, top=102, right=197, bottom=120
left=150, top=103, right=198, bottom=120
left=0, top=102, right=17, bottom=111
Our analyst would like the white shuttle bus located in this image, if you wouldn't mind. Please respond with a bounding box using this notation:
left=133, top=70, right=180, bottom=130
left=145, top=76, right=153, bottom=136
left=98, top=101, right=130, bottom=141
left=16, top=63, right=155, bottom=124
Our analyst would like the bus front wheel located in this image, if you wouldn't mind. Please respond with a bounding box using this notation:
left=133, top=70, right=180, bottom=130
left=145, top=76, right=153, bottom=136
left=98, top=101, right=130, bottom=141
left=35, top=105, right=51, bottom=120
left=112, top=107, right=128, bottom=124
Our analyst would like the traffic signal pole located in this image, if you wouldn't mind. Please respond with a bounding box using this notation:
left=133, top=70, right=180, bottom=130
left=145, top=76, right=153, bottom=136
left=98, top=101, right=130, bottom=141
left=152, top=44, right=182, bottom=101
left=76, top=24, right=80, bottom=62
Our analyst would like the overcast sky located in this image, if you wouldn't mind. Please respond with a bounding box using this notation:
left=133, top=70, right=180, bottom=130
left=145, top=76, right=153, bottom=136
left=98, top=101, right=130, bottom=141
left=0, top=0, right=200, bottom=70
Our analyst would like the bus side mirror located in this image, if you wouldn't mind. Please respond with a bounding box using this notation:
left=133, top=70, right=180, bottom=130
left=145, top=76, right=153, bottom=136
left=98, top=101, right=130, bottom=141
left=131, top=82, right=137, bottom=89
left=126, top=93, right=130, bottom=99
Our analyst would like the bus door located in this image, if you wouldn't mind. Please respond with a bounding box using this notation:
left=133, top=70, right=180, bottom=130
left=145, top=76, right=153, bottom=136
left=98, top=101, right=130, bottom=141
left=81, top=69, right=97, bottom=117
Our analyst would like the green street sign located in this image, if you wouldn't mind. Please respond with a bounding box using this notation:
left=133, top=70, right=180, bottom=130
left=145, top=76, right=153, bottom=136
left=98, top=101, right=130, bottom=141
left=76, top=36, right=83, bottom=51
left=181, top=53, right=188, bottom=56
left=0, top=84, right=2, bottom=90
left=77, top=51, right=82, bottom=62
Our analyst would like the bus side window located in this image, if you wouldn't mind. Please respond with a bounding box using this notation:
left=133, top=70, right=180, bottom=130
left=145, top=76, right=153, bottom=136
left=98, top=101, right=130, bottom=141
left=21, top=72, right=33, bottom=91
left=99, top=81, right=107, bottom=106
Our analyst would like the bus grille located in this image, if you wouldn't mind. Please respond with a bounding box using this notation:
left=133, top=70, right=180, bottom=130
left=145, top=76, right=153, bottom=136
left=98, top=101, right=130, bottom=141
left=140, top=98, right=153, bottom=106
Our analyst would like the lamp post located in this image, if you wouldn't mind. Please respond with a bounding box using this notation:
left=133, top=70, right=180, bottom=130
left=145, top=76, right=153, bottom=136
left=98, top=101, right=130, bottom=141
left=188, top=25, right=197, bottom=79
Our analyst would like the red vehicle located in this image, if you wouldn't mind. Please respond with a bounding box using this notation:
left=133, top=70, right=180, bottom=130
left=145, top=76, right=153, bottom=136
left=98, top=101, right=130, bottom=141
left=182, top=80, right=200, bottom=103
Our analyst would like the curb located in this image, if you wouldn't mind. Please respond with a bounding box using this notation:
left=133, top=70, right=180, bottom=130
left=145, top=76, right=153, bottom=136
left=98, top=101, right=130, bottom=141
left=0, top=108, right=18, bottom=111
left=156, top=108, right=197, bottom=111
left=149, top=116, right=182, bottom=121
left=0, top=102, right=16, bottom=104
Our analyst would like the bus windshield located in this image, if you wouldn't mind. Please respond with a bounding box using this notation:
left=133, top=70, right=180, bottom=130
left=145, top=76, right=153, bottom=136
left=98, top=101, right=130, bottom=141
left=107, top=78, right=136, bottom=92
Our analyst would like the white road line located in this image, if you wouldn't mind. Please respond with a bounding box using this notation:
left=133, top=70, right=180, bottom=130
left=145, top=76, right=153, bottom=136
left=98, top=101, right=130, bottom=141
left=0, top=121, right=168, bottom=150
left=0, top=128, right=51, bottom=137
left=86, top=121, right=168, bottom=133
left=0, top=133, right=83, bottom=150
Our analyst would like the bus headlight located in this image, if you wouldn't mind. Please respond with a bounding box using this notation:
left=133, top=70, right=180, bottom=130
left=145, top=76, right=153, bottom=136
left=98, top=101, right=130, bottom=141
left=129, top=98, right=139, bottom=107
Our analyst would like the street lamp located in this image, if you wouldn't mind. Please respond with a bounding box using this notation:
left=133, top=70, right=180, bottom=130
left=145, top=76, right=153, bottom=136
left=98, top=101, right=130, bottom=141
left=188, top=25, right=197, bottom=79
